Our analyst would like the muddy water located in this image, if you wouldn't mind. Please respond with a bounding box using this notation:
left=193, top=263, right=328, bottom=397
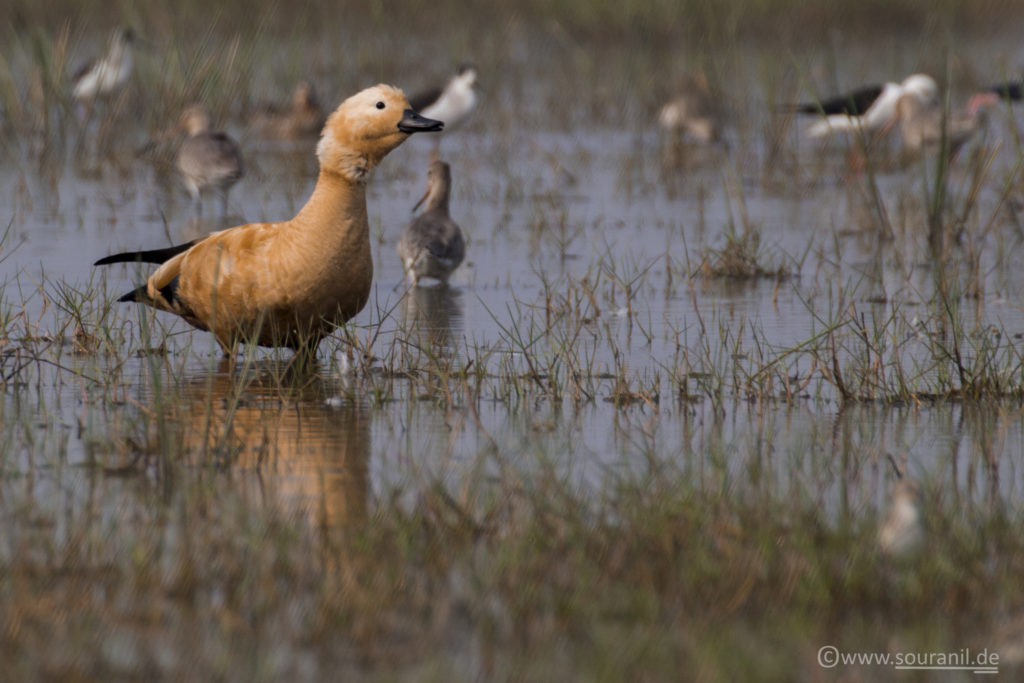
left=3, top=34, right=1024, bottom=532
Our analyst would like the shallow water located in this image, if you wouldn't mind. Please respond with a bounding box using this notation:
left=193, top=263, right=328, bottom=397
left=4, top=21, right=1024, bottom=677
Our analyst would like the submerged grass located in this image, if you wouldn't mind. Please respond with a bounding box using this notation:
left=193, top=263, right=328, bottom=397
left=1, top=404, right=1022, bottom=680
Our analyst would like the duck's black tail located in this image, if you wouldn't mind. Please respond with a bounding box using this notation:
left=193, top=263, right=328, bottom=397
left=117, top=286, right=149, bottom=303
left=94, top=240, right=197, bottom=266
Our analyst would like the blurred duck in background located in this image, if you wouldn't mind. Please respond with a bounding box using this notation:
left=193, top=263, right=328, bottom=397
left=249, top=81, right=326, bottom=140
left=658, top=72, right=719, bottom=145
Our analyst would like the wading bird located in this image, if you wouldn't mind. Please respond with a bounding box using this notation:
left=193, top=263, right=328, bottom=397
left=72, top=27, right=136, bottom=102
left=95, top=85, right=442, bottom=358
left=398, top=160, right=465, bottom=286
left=410, top=64, right=478, bottom=134
left=794, top=73, right=937, bottom=139
left=176, top=104, right=245, bottom=217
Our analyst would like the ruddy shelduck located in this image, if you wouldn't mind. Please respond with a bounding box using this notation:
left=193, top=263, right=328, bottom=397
left=397, top=160, right=465, bottom=286
left=176, top=104, right=245, bottom=216
left=95, top=84, right=443, bottom=356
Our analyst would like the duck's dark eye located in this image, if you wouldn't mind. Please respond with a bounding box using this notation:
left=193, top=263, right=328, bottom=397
left=375, top=101, right=385, bottom=110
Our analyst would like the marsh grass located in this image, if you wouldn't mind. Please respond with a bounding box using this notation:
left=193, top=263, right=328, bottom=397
left=2, top=399, right=1023, bottom=679
left=4, top=195, right=1024, bottom=677
left=694, top=226, right=792, bottom=281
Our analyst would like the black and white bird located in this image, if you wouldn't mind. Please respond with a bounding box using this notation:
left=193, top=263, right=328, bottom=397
left=71, top=27, right=135, bottom=102
left=794, top=73, right=937, bottom=139
left=409, top=65, right=479, bottom=132
left=397, top=160, right=465, bottom=286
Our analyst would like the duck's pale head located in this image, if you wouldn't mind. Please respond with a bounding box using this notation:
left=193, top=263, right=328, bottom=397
left=317, top=84, right=443, bottom=182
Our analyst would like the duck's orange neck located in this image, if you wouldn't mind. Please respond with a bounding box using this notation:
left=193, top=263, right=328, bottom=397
left=294, top=170, right=367, bottom=232
left=288, top=170, right=372, bottom=289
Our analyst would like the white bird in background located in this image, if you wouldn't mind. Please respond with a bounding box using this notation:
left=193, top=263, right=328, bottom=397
left=409, top=64, right=479, bottom=133
left=71, top=27, right=136, bottom=102
left=794, top=73, right=938, bottom=139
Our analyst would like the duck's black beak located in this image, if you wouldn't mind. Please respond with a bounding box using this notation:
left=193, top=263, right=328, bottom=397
left=398, top=109, right=444, bottom=133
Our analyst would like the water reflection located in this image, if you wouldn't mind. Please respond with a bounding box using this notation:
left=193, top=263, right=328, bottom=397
left=179, top=361, right=369, bottom=530
left=402, top=284, right=464, bottom=351
left=659, top=137, right=722, bottom=175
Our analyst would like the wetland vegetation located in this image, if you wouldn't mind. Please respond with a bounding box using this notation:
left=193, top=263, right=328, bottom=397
left=3, top=0, right=1024, bottom=680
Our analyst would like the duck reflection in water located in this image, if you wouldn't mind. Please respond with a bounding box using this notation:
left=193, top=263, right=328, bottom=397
left=179, top=360, right=370, bottom=530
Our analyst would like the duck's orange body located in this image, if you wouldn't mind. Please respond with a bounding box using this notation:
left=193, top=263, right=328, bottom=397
left=96, top=84, right=442, bottom=355
left=150, top=171, right=372, bottom=349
